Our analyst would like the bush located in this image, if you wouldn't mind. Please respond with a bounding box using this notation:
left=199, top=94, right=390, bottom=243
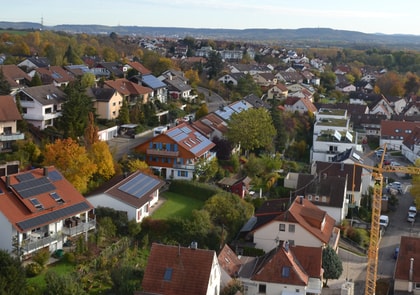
left=169, top=180, right=222, bottom=201
left=63, top=252, right=75, bottom=264
left=25, top=262, right=43, bottom=277
left=32, top=248, right=50, bottom=267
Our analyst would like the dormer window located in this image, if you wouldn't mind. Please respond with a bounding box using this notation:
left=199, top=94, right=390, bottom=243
left=30, top=198, right=44, bottom=210
left=50, top=192, right=64, bottom=204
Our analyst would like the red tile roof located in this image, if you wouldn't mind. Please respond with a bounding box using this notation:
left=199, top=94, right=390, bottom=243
left=218, top=244, right=242, bottom=277
left=381, top=120, right=419, bottom=139
left=0, top=65, right=31, bottom=88
left=127, top=61, right=152, bottom=75
left=105, top=78, right=152, bottom=96
left=0, top=95, right=22, bottom=121
left=394, top=236, right=420, bottom=282
left=142, top=243, right=216, bottom=295
left=0, top=166, right=93, bottom=232
left=35, top=66, right=75, bottom=84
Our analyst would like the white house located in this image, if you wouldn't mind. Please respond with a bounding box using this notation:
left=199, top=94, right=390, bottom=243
left=18, top=84, right=66, bottom=130
left=0, top=95, right=25, bottom=151
left=0, top=165, right=95, bottom=259
left=87, top=171, right=165, bottom=223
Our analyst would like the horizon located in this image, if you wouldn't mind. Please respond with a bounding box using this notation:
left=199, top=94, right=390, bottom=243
left=1, top=0, right=420, bottom=36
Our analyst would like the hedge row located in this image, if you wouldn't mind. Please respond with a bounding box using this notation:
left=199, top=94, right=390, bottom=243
left=169, top=180, right=222, bottom=201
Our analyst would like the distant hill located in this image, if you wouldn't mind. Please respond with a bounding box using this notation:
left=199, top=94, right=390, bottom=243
left=2, top=21, right=420, bottom=49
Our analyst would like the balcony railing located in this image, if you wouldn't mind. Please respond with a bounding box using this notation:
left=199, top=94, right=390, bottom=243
left=173, top=163, right=195, bottom=170
left=0, top=133, right=25, bottom=141
left=61, top=220, right=96, bottom=237
left=19, top=232, right=62, bottom=254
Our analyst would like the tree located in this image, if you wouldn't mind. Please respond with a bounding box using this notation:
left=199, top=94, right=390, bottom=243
left=206, top=51, right=223, bottom=79
left=60, top=81, right=94, bottom=139
left=43, top=138, right=97, bottom=193
left=0, top=250, right=26, bottom=295
left=375, top=71, right=404, bottom=96
left=322, top=245, right=343, bottom=287
left=404, top=72, right=420, bottom=96
left=117, top=99, right=130, bottom=124
left=84, top=112, right=99, bottom=148
left=63, top=45, right=83, bottom=65
left=80, top=72, right=96, bottom=88
left=44, top=271, right=87, bottom=295
left=30, top=73, right=43, bottom=86
left=195, top=103, right=208, bottom=120
left=320, top=71, right=337, bottom=92
left=126, top=159, right=151, bottom=173
left=226, top=108, right=276, bottom=154
left=0, top=69, right=11, bottom=95
left=89, top=141, right=115, bottom=181
left=236, top=74, right=262, bottom=97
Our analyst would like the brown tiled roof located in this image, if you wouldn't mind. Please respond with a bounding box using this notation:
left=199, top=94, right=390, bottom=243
left=127, top=61, right=152, bottom=75
left=381, top=120, right=420, bottom=139
left=314, top=162, right=363, bottom=192
left=0, top=166, right=93, bottom=232
left=142, top=243, right=216, bottom=295
left=218, top=244, right=242, bottom=277
left=105, top=78, right=152, bottom=96
left=217, top=174, right=251, bottom=187
left=0, top=95, right=22, bottom=121
left=0, top=65, right=31, bottom=88
left=35, top=66, right=75, bottom=84
left=403, top=126, right=420, bottom=147
left=394, top=236, right=420, bottom=282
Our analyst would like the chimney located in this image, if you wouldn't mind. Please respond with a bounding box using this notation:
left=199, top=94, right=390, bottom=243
left=283, top=240, right=289, bottom=252
left=43, top=167, right=49, bottom=177
left=190, top=241, right=198, bottom=250
left=340, top=162, right=344, bottom=171
left=408, top=258, right=414, bottom=292
left=5, top=175, right=10, bottom=190
left=299, top=195, right=304, bottom=204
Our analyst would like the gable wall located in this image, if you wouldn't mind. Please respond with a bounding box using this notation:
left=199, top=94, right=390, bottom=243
left=0, top=210, right=13, bottom=252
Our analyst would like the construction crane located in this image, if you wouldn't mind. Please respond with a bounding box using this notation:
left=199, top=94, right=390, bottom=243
left=353, top=144, right=420, bottom=295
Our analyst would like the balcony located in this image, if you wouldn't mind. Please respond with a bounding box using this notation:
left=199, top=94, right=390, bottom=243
left=0, top=132, right=24, bottom=141
left=61, top=219, right=96, bottom=237
left=18, top=232, right=62, bottom=254
left=173, top=163, right=195, bottom=170
left=147, top=149, right=179, bottom=157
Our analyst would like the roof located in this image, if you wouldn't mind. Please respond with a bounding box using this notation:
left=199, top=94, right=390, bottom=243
left=99, top=171, right=165, bottom=209
left=381, top=120, right=419, bottom=138
left=105, top=78, right=153, bottom=96
left=218, top=244, right=242, bottom=277
left=164, top=76, right=192, bottom=92
left=87, top=87, right=117, bottom=102
left=394, top=236, right=420, bottom=282
left=141, top=74, right=167, bottom=89
left=142, top=243, right=216, bottom=295
left=243, top=93, right=270, bottom=109
left=0, top=95, right=22, bottom=121
left=0, top=166, right=93, bottom=232
left=126, top=61, right=152, bottom=75
left=0, top=65, right=32, bottom=88
left=192, top=113, right=228, bottom=137
left=20, top=56, right=50, bottom=68
left=19, top=84, right=66, bottom=105
left=314, top=161, right=363, bottom=192
left=217, top=174, right=251, bottom=187
left=35, top=66, right=75, bottom=84
left=165, top=123, right=215, bottom=157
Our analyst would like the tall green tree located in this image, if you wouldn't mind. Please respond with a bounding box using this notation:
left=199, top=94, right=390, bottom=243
left=0, top=69, right=11, bottom=95
left=226, top=108, right=276, bottom=154
left=0, top=250, right=27, bottom=295
left=30, top=73, right=43, bottom=86
left=118, top=99, right=130, bottom=124
left=60, top=81, right=94, bottom=139
left=236, top=74, right=262, bottom=97
left=322, top=245, right=343, bottom=287
left=206, top=51, right=223, bottom=79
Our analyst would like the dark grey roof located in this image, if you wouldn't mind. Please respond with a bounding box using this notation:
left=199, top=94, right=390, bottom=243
left=89, top=87, right=116, bottom=102
left=26, top=57, right=50, bottom=68
left=20, top=85, right=66, bottom=105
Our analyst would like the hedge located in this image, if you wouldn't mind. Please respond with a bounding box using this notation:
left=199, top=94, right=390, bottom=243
left=169, top=180, right=223, bottom=201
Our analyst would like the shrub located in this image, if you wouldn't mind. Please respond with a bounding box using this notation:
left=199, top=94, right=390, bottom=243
left=169, top=180, right=222, bottom=201
left=25, top=262, right=43, bottom=277
left=32, top=248, right=50, bottom=267
left=63, top=252, right=75, bottom=264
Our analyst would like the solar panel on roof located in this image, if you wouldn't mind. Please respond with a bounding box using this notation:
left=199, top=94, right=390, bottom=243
left=48, top=170, right=63, bottom=181
left=16, top=173, right=35, bottom=182
left=118, top=173, right=160, bottom=199
left=172, top=133, right=188, bottom=142
left=17, top=202, right=91, bottom=231
left=180, top=126, right=192, bottom=134
left=12, top=177, right=56, bottom=199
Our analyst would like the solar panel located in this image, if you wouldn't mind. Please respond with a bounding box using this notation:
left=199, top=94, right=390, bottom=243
left=30, top=198, right=41, bottom=206
left=172, top=132, right=188, bottom=142
left=16, top=173, right=35, bottom=182
left=180, top=126, right=192, bottom=134
left=118, top=173, right=160, bottom=199
left=12, top=177, right=56, bottom=199
left=17, top=202, right=91, bottom=231
left=50, top=192, right=64, bottom=204
left=48, top=170, right=63, bottom=181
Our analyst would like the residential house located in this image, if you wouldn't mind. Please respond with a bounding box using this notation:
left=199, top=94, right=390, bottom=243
left=134, top=122, right=216, bottom=180
left=17, top=56, right=50, bottom=71
left=228, top=63, right=271, bottom=75
left=217, top=174, right=251, bottom=198
left=92, top=62, right=124, bottom=78
left=0, top=165, right=95, bottom=259
left=283, top=97, right=317, bottom=114
left=87, top=171, right=165, bottom=223
left=104, top=78, right=153, bottom=106
left=191, top=112, right=228, bottom=140
left=18, top=84, right=66, bottom=130
left=139, top=74, right=168, bottom=104
left=266, top=82, right=289, bottom=100
left=0, top=95, right=25, bottom=151
left=401, top=126, right=420, bottom=163
left=214, top=100, right=251, bottom=121
left=401, top=98, right=420, bottom=116
left=218, top=243, right=323, bottom=295
left=63, top=64, right=93, bottom=78
left=369, top=95, right=394, bottom=119
left=0, top=65, right=32, bottom=95
left=32, top=66, right=75, bottom=87
left=141, top=242, right=221, bottom=295
left=394, top=236, right=420, bottom=294
left=195, top=46, right=214, bottom=58
left=387, top=96, right=407, bottom=115
left=243, top=93, right=270, bottom=109
left=124, top=61, right=152, bottom=76
left=336, top=82, right=356, bottom=93
left=253, top=72, right=277, bottom=87
left=311, top=108, right=363, bottom=163
left=220, top=49, right=243, bottom=61
left=275, top=71, right=304, bottom=84
left=159, top=70, right=193, bottom=101
left=241, top=197, right=339, bottom=253
left=87, top=87, right=124, bottom=120
left=380, top=120, right=420, bottom=151
left=218, top=72, right=246, bottom=86
left=350, top=113, right=386, bottom=137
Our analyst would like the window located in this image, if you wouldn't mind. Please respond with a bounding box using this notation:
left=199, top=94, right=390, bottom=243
left=395, top=129, right=400, bottom=133
left=113, top=102, right=116, bottom=106
left=288, top=240, right=295, bottom=246
left=282, top=266, right=290, bottom=277
left=22, top=107, right=27, bottom=114
left=178, top=171, right=188, bottom=177
left=45, top=107, right=52, bottom=114
left=163, top=268, right=173, bottom=281
left=289, top=224, right=295, bottom=233
left=279, top=224, right=286, bottom=231
left=258, top=284, right=266, bottom=294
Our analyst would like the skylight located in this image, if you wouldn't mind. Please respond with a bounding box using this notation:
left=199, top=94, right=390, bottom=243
left=163, top=267, right=173, bottom=281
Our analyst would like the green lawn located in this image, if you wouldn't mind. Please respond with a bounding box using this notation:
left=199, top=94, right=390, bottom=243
left=152, top=192, right=205, bottom=219
left=27, top=260, right=75, bottom=289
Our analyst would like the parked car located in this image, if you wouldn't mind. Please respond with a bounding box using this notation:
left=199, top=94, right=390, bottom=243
left=408, top=206, right=417, bottom=223
left=376, top=148, right=384, bottom=158
left=383, top=159, right=391, bottom=165
left=394, top=247, right=399, bottom=259
left=379, top=215, right=389, bottom=228
left=390, top=161, right=401, bottom=167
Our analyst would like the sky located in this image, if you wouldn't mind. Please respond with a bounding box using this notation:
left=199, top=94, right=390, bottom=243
left=1, top=0, right=420, bottom=36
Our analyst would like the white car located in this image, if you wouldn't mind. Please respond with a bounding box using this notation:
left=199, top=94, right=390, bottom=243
left=379, top=215, right=389, bottom=228
left=407, top=206, right=417, bottom=223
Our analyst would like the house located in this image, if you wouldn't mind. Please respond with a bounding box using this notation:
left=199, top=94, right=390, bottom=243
left=401, top=126, right=420, bottom=163
left=219, top=242, right=323, bottom=295
left=266, top=82, right=289, bottom=100
left=253, top=72, right=277, bottom=87
left=17, top=56, right=50, bottom=71
left=92, top=62, right=124, bottom=78
left=64, top=64, right=93, bottom=78
left=142, top=242, right=221, bottom=295
left=0, top=165, right=95, bottom=259
left=18, top=84, right=66, bottom=130
left=139, top=74, right=168, bottom=104
left=32, top=66, right=75, bottom=87
left=214, top=100, right=251, bottom=121
left=394, top=236, right=420, bottom=294
left=0, top=95, right=25, bottom=151
left=191, top=112, right=228, bottom=140
left=380, top=120, right=420, bottom=151
left=161, top=74, right=193, bottom=101
left=87, top=87, right=124, bottom=120
left=275, top=71, right=304, bottom=84
left=217, top=174, right=251, bottom=198
left=228, top=63, right=271, bottom=75
left=284, top=97, right=317, bottom=114
left=134, top=122, right=216, bottom=180
left=0, top=65, right=32, bottom=94
left=124, top=61, right=152, bottom=76
left=86, top=171, right=165, bottom=223
left=241, top=197, right=339, bottom=253
left=387, top=96, right=407, bottom=115
left=104, top=78, right=153, bottom=106
left=243, top=93, right=270, bottom=109
left=218, top=72, right=246, bottom=86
